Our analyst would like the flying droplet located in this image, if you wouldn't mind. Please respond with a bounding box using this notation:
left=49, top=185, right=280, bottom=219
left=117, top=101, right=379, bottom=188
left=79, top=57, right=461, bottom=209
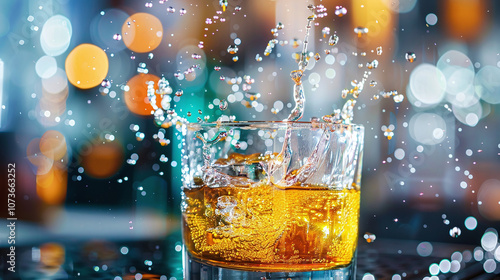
left=322, top=27, right=330, bottom=37
left=364, top=232, right=376, bottom=243
left=232, top=56, right=239, bottom=62
left=335, top=6, right=347, bottom=17
left=198, top=41, right=204, bottom=49
left=276, top=22, right=284, bottom=30
left=101, top=79, right=111, bottom=88
left=219, top=99, right=228, bottom=110
left=354, top=26, right=369, bottom=37
left=369, top=80, right=377, bottom=87
left=198, top=109, right=202, bottom=114
left=367, top=59, right=379, bottom=69
left=393, top=94, right=404, bottom=103
left=405, top=52, right=416, bottom=63
left=179, top=8, right=186, bottom=15
left=219, top=0, right=228, bottom=11
left=376, top=46, right=383, bottom=55
left=449, top=227, right=461, bottom=238
left=214, top=66, right=221, bottom=71
left=167, top=6, right=175, bottom=13
left=191, top=53, right=202, bottom=59
left=314, top=53, right=321, bottom=61
left=145, top=2, right=153, bottom=8
left=187, top=112, right=191, bottom=117
left=175, top=89, right=183, bottom=97
left=113, top=33, right=122, bottom=41
left=328, top=35, right=339, bottom=46
left=234, top=142, right=241, bottom=149
left=227, top=45, right=238, bottom=54
left=235, top=6, right=242, bottom=12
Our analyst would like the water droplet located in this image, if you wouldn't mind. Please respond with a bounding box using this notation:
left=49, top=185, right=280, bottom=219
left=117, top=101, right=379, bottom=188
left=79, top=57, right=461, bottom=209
left=235, top=6, right=242, bottom=12
left=405, top=52, right=416, bottom=63
left=175, top=89, right=183, bottom=97
left=179, top=8, right=186, bottom=15
left=328, top=35, right=339, bottom=46
left=364, top=232, right=376, bottom=243
left=214, top=66, right=221, bottom=71
left=376, top=46, right=383, bottom=55
left=393, top=94, right=404, bottom=103
left=335, top=6, right=347, bottom=17
left=192, top=53, right=202, bottom=59
left=113, top=33, right=122, bottom=40
left=227, top=45, right=238, bottom=54
left=234, top=142, right=241, bottom=149
left=167, top=6, right=175, bottom=13
left=145, top=2, right=153, bottom=8
left=290, top=70, right=303, bottom=85
left=198, top=41, right=204, bottom=48
left=219, top=0, right=228, bottom=11
left=219, top=99, right=228, bottom=110
left=101, top=79, right=111, bottom=88
left=148, top=53, right=154, bottom=59
left=322, top=27, right=330, bottom=37
left=314, top=53, right=321, bottom=61
left=370, top=80, right=377, bottom=87
left=198, top=109, right=202, bottom=115
left=187, top=111, right=192, bottom=117
left=367, top=59, right=379, bottom=69
left=450, top=227, right=462, bottom=238
left=232, top=56, right=239, bottom=62
left=255, top=54, right=262, bottom=62
left=354, top=26, right=369, bottom=37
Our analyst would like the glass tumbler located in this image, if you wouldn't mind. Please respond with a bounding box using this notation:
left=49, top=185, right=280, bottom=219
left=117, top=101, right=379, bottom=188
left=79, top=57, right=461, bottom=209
left=181, top=121, right=364, bottom=280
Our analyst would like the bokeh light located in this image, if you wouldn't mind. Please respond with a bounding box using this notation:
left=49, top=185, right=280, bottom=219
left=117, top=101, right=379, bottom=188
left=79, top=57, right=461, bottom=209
left=475, top=66, right=500, bottom=104
left=124, top=73, right=161, bottom=116
left=417, top=241, right=433, bottom=257
left=81, top=141, right=124, bottom=179
left=409, top=113, right=447, bottom=145
left=477, top=179, right=500, bottom=220
left=122, top=13, right=163, bottom=53
left=40, top=15, right=72, bottom=56
left=36, top=56, right=58, bottom=79
left=36, top=164, right=67, bottom=205
left=481, top=230, right=498, bottom=251
left=65, top=44, right=109, bottom=89
left=27, top=137, right=54, bottom=175
left=40, top=130, right=67, bottom=161
left=409, top=64, right=446, bottom=106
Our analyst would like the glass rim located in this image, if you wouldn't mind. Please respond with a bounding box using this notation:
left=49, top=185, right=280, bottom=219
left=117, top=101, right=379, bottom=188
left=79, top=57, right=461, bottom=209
left=186, top=121, right=364, bottom=131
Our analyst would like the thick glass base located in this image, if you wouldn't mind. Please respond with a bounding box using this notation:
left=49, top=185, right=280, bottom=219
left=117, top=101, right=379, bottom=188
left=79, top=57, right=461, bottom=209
left=183, top=249, right=357, bottom=280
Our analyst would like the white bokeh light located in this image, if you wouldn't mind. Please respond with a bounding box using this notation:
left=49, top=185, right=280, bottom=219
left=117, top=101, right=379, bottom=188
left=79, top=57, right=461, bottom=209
left=409, top=113, right=447, bottom=145
left=409, top=64, right=446, bottom=106
left=40, top=15, right=72, bottom=56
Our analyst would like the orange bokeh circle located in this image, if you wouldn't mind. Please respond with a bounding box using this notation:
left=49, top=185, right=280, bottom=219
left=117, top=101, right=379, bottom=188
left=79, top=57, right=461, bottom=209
left=81, top=141, right=124, bottom=179
left=122, top=13, right=163, bottom=53
left=65, top=43, right=109, bottom=89
left=36, top=165, right=67, bottom=205
left=40, top=130, right=67, bottom=161
left=124, top=73, right=162, bottom=116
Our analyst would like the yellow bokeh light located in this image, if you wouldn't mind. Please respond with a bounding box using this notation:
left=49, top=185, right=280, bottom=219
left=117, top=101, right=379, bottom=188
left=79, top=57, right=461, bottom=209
left=65, top=43, right=109, bottom=89
left=40, top=130, right=67, bottom=161
left=81, top=141, right=124, bottom=179
left=36, top=164, right=67, bottom=205
left=122, top=13, right=163, bottom=53
left=124, top=73, right=161, bottom=116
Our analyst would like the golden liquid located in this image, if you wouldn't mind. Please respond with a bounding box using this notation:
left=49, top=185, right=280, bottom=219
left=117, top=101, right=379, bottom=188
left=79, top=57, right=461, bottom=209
left=182, top=182, right=360, bottom=271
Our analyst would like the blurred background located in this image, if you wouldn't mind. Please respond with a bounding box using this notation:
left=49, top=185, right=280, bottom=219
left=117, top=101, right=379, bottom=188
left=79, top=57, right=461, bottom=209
left=0, top=0, right=500, bottom=278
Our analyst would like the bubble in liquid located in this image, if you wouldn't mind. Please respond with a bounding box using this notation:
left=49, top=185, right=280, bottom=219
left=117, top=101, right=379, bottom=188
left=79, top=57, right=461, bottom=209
left=179, top=8, right=186, bottom=15
left=113, top=33, right=122, bottom=41
left=406, top=52, right=416, bottom=63
left=376, top=46, right=383, bottom=55
left=227, top=45, right=238, bottom=54
left=354, top=26, right=369, bottom=37
left=328, top=35, right=339, bottom=46
left=175, top=89, right=183, bottom=97
left=335, top=6, right=347, bottom=17
left=219, top=99, right=228, bottom=110
left=450, top=227, right=462, bottom=238
left=364, top=232, right=377, bottom=243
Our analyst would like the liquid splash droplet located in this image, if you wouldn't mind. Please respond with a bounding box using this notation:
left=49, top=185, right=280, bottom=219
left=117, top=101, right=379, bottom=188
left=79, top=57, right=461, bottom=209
left=354, top=26, right=369, bottom=37
left=449, top=227, right=461, bottom=238
left=335, top=6, right=347, bottom=17
left=113, top=33, right=122, bottom=40
left=219, top=99, right=228, bottom=110
left=227, top=45, right=239, bottom=54
left=363, top=232, right=376, bottom=243
left=405, top=52, right=416, bottom=63
left=328, top=35, right=339, bottom=46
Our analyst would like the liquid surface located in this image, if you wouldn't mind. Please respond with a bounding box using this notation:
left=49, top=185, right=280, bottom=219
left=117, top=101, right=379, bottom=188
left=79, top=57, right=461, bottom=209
left=182, top=182, right=360, bottom=271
